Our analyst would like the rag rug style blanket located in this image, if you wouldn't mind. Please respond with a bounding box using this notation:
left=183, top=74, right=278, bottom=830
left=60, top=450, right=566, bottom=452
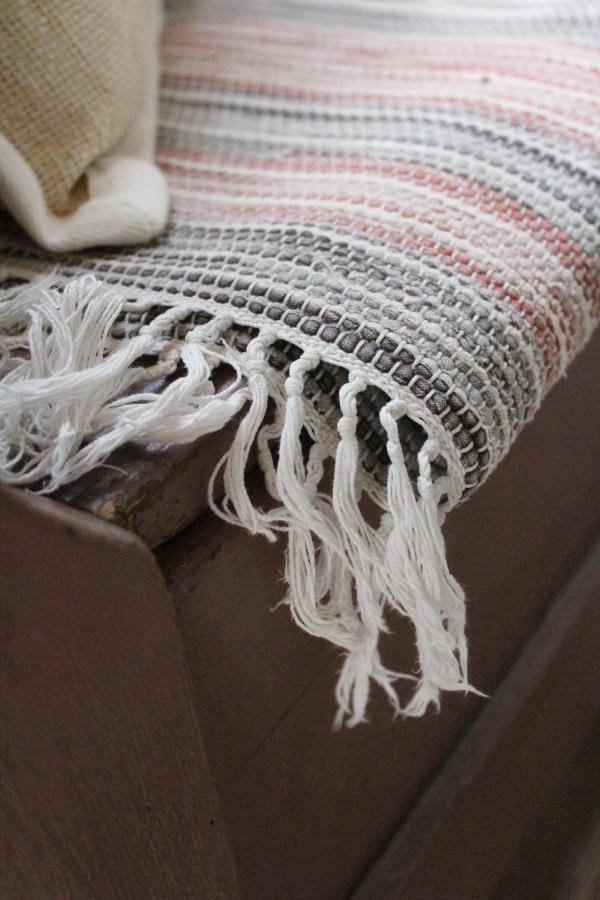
left=1, top=0, right=599, bottom=725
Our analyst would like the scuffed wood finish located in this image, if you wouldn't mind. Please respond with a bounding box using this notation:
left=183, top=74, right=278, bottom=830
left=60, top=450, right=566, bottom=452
left=0, top=485, right=238, bottom=900
left=351, top=539, right=600, bottom=900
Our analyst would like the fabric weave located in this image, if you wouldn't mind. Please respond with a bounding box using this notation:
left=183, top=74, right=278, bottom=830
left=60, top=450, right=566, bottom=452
left=0, top=0, right=168, bottom=251
left=1, top=0, right=598, bottom=723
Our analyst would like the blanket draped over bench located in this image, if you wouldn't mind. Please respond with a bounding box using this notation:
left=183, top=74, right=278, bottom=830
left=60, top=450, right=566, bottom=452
left=1, top=0, right=598, bottom=725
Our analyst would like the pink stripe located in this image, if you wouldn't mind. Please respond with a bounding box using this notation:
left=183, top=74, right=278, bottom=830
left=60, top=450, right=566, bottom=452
left=162, top=35, right=600, bottom=94
left=159, top=146, right=599, bottom=316
left=161, top=73, right=597, bottom=142
left=168, top=169, right=588, bottom=349
left=165, top=16, right=599, bottom=72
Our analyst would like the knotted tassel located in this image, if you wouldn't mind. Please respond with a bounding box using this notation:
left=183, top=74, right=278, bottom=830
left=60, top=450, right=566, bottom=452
left=333, top=373, right=387, bottom=629
left=255, top=367, right=289, bottom=504
left=332, top=372, right=401, bottom=725
left=380, top=400, right=473, bottom=717
left=209, top=329, right=283, bottom=541
left=275, top=351, right=355, bottom=651
left=416, top=438, right=474, bottom=694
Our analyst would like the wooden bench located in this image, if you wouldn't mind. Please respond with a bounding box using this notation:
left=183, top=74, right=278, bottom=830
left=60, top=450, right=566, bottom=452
left=2, top=334, right=599, bottom=899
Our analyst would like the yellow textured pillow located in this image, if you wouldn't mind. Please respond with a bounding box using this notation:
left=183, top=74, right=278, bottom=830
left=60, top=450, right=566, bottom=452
left=0, top=0, right=168, bottom=251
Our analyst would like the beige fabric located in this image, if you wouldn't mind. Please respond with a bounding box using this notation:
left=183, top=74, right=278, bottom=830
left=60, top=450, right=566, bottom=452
left=0, top=0, right=152, bottom=216
left=0, top=0, right=168, bottom=254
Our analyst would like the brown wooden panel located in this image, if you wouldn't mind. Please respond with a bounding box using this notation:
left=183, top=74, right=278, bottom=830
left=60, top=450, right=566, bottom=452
left=0, top=485, right=238, bottom=899
left=352, top=539, right=600, bottom=900
left=492, top=716, right=600, bottom=900
left=159, top=335, right=600, bottom=899
left=159, top=472, right=340, bottom=784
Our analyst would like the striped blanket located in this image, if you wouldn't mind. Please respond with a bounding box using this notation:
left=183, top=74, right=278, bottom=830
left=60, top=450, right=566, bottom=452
left=1, top=0, right=598, bottom=725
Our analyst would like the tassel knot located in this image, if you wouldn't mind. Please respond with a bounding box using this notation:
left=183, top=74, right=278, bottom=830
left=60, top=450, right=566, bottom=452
left=285, top=351, right=320, bottom=397
left=245, top=329, right=276, bottom=378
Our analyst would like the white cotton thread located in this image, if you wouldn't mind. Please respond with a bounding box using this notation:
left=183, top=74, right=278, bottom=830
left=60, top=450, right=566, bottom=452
left=0, top=274, right=483, bottom=727
left=334, top=373, right=387, bottom=632
left=274, top=350, right=374, bottom=703
left=0, top=276, right=244, bottom=491
left=415, top=438, right=485, bottom=701
left=208, top=329, right=284, bottom=540
left=256, top=408, right=285, bottom=503
left=331, top=372, right=401, bottom=725
left=379, top=399, right=480, bottom=717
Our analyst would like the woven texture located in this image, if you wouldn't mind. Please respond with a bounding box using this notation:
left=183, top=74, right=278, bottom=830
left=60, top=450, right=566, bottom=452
left=0, top=0, right=150, bottom=215
left=2, top=0, right=598, bottom=497
left=1, top=0, right=599, bottom=723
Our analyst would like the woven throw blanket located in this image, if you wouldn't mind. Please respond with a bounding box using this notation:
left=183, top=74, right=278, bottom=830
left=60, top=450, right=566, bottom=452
left=1, top=0, right=599, bottom=725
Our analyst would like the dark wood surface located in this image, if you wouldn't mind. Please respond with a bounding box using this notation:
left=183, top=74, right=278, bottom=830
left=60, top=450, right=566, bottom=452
left=158, top=335, right=600, bottom=899
left=4, top=333, right=598, bottom=899
left=492, top=715, right=600, bottom=900
left=0, top=485, right=239, bottom=899
left=352, top=539, right=600, bottom=900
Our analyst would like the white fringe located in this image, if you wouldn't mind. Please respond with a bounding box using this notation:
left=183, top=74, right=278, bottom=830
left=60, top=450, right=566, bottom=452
left=0, top=275, right=479, bottom=725
left=380, top=401, right=480, bottom=715
left=208, top=329, right=283, bottom=541
left=332, top=372, right=402, bottom=725
left=0, top=276, right=246, bottom=490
